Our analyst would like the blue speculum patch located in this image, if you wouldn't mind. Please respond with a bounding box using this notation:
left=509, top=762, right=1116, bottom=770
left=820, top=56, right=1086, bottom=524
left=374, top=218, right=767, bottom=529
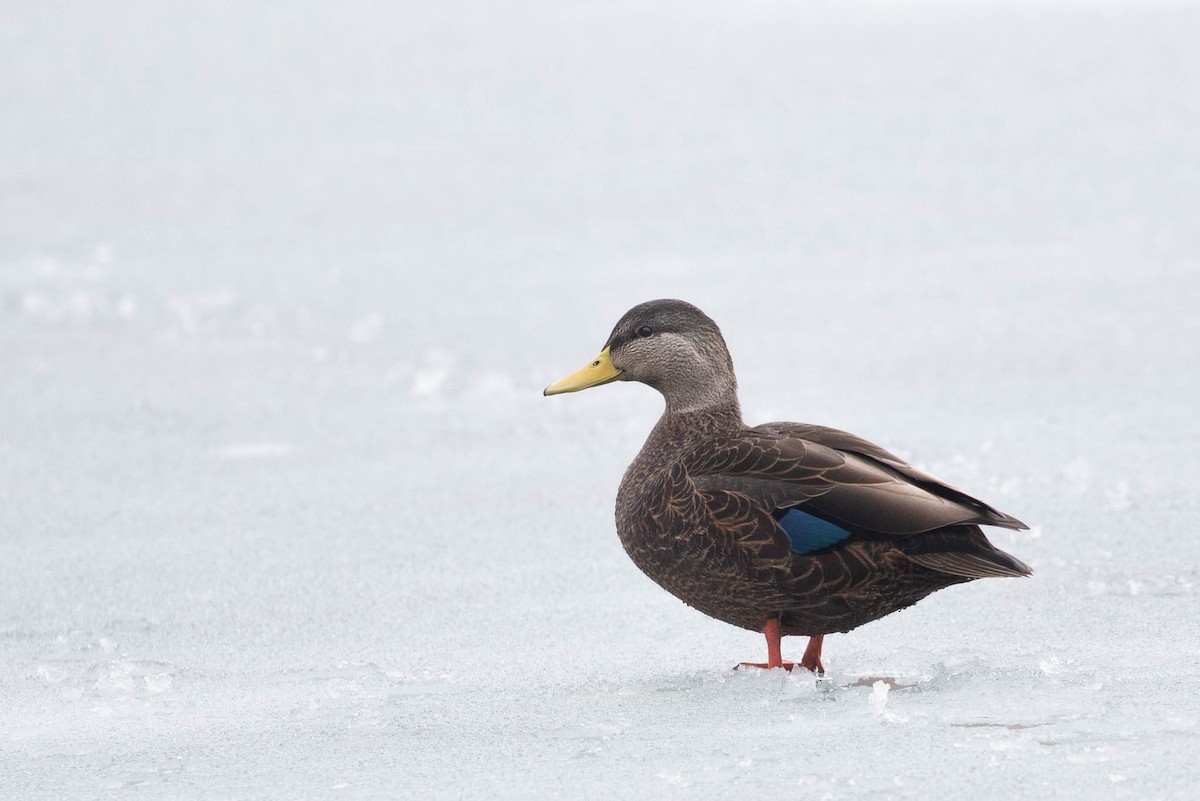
left=777, top=508, right=851, bottom=554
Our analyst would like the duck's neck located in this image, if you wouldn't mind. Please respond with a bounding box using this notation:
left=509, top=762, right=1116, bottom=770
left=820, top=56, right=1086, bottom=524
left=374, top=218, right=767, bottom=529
left=624, top=395, right=744, bottom=488
left=653, top=369, right=740, bottom=417
left=659, top=396, right=744, bottom=434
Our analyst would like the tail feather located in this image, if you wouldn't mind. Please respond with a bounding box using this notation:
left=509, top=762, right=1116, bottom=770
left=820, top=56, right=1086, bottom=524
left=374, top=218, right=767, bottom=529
left=900, top=524, right=1033, bottom=579
left=907, top=550, right=1032, bottom=579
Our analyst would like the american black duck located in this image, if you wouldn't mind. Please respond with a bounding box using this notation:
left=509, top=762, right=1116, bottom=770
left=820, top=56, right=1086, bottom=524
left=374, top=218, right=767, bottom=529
left=544, top=299, right=1031, bottom=673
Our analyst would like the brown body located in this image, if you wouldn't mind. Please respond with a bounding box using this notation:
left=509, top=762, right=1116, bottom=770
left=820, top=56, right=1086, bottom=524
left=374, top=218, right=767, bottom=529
left=617, top=406, right=1027, bottom=636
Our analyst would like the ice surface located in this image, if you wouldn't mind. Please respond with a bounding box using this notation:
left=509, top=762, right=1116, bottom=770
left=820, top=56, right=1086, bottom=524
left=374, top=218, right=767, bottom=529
left=3, top=1, right=1200, bottom=799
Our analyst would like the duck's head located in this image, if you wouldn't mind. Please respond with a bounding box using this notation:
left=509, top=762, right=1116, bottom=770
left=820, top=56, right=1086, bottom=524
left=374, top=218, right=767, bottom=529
left=544, top=299, right=738, bottom=413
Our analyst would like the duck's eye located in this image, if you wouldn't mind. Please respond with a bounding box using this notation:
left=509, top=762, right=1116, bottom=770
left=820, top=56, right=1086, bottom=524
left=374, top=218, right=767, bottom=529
left=636, top=326, right=653, bottom=338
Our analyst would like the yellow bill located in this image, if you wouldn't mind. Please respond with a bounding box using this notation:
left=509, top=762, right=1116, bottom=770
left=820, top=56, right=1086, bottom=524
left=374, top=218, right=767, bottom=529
left=543, top=347, right=622, bottom=395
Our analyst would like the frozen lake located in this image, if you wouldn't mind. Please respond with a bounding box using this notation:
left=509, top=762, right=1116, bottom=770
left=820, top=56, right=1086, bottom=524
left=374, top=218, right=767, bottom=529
left=3, top=2, right=1199, bottom=798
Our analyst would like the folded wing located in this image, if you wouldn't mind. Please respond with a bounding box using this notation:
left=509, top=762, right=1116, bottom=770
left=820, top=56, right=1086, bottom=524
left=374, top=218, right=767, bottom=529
left=689, top=425, right=1027, bottom=538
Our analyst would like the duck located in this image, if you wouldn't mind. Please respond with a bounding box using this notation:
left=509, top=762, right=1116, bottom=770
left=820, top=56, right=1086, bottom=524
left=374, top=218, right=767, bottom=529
left=544, top=299, right=1031, bottom=673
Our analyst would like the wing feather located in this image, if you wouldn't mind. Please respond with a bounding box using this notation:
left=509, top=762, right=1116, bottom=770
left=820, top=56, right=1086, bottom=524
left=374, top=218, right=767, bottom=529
left=688, top=429, right=1025, bottom=537
left=751, top=422, right=1028, bottom=530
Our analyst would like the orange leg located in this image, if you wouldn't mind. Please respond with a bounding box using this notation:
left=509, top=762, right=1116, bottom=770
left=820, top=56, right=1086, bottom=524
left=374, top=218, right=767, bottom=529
left=738, top=618, right=795, bottom=671
left=799, top=634, right=825, bottom=675
left=737, top=620, right=826, bottom=674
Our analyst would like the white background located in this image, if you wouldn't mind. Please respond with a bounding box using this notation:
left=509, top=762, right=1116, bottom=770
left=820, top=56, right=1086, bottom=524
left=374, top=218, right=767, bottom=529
left=3, top=2, right=1198, bottom=798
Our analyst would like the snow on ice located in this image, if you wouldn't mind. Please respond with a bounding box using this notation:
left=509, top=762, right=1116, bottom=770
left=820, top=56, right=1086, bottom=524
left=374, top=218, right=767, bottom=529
left=2, top=2, right=1199, bottom=799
